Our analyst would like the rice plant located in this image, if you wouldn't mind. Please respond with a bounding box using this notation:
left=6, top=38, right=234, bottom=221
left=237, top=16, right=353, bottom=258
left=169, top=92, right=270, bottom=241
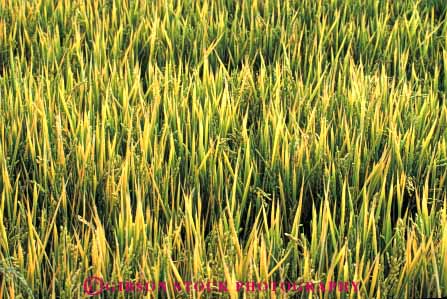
left=1, top=0, right=447, bottom=298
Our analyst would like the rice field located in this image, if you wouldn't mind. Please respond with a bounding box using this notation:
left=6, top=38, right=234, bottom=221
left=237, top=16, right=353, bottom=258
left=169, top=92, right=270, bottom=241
left=1, top=0, right=447, bottom=298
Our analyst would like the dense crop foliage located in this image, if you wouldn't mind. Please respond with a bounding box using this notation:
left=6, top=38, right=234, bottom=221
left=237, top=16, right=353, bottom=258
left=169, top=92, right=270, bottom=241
left=1, top=0, right=447, bottom=298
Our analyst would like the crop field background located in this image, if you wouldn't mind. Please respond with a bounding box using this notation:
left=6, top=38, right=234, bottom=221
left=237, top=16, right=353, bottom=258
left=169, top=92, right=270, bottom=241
left=1, top=0, right=447, bottom=298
